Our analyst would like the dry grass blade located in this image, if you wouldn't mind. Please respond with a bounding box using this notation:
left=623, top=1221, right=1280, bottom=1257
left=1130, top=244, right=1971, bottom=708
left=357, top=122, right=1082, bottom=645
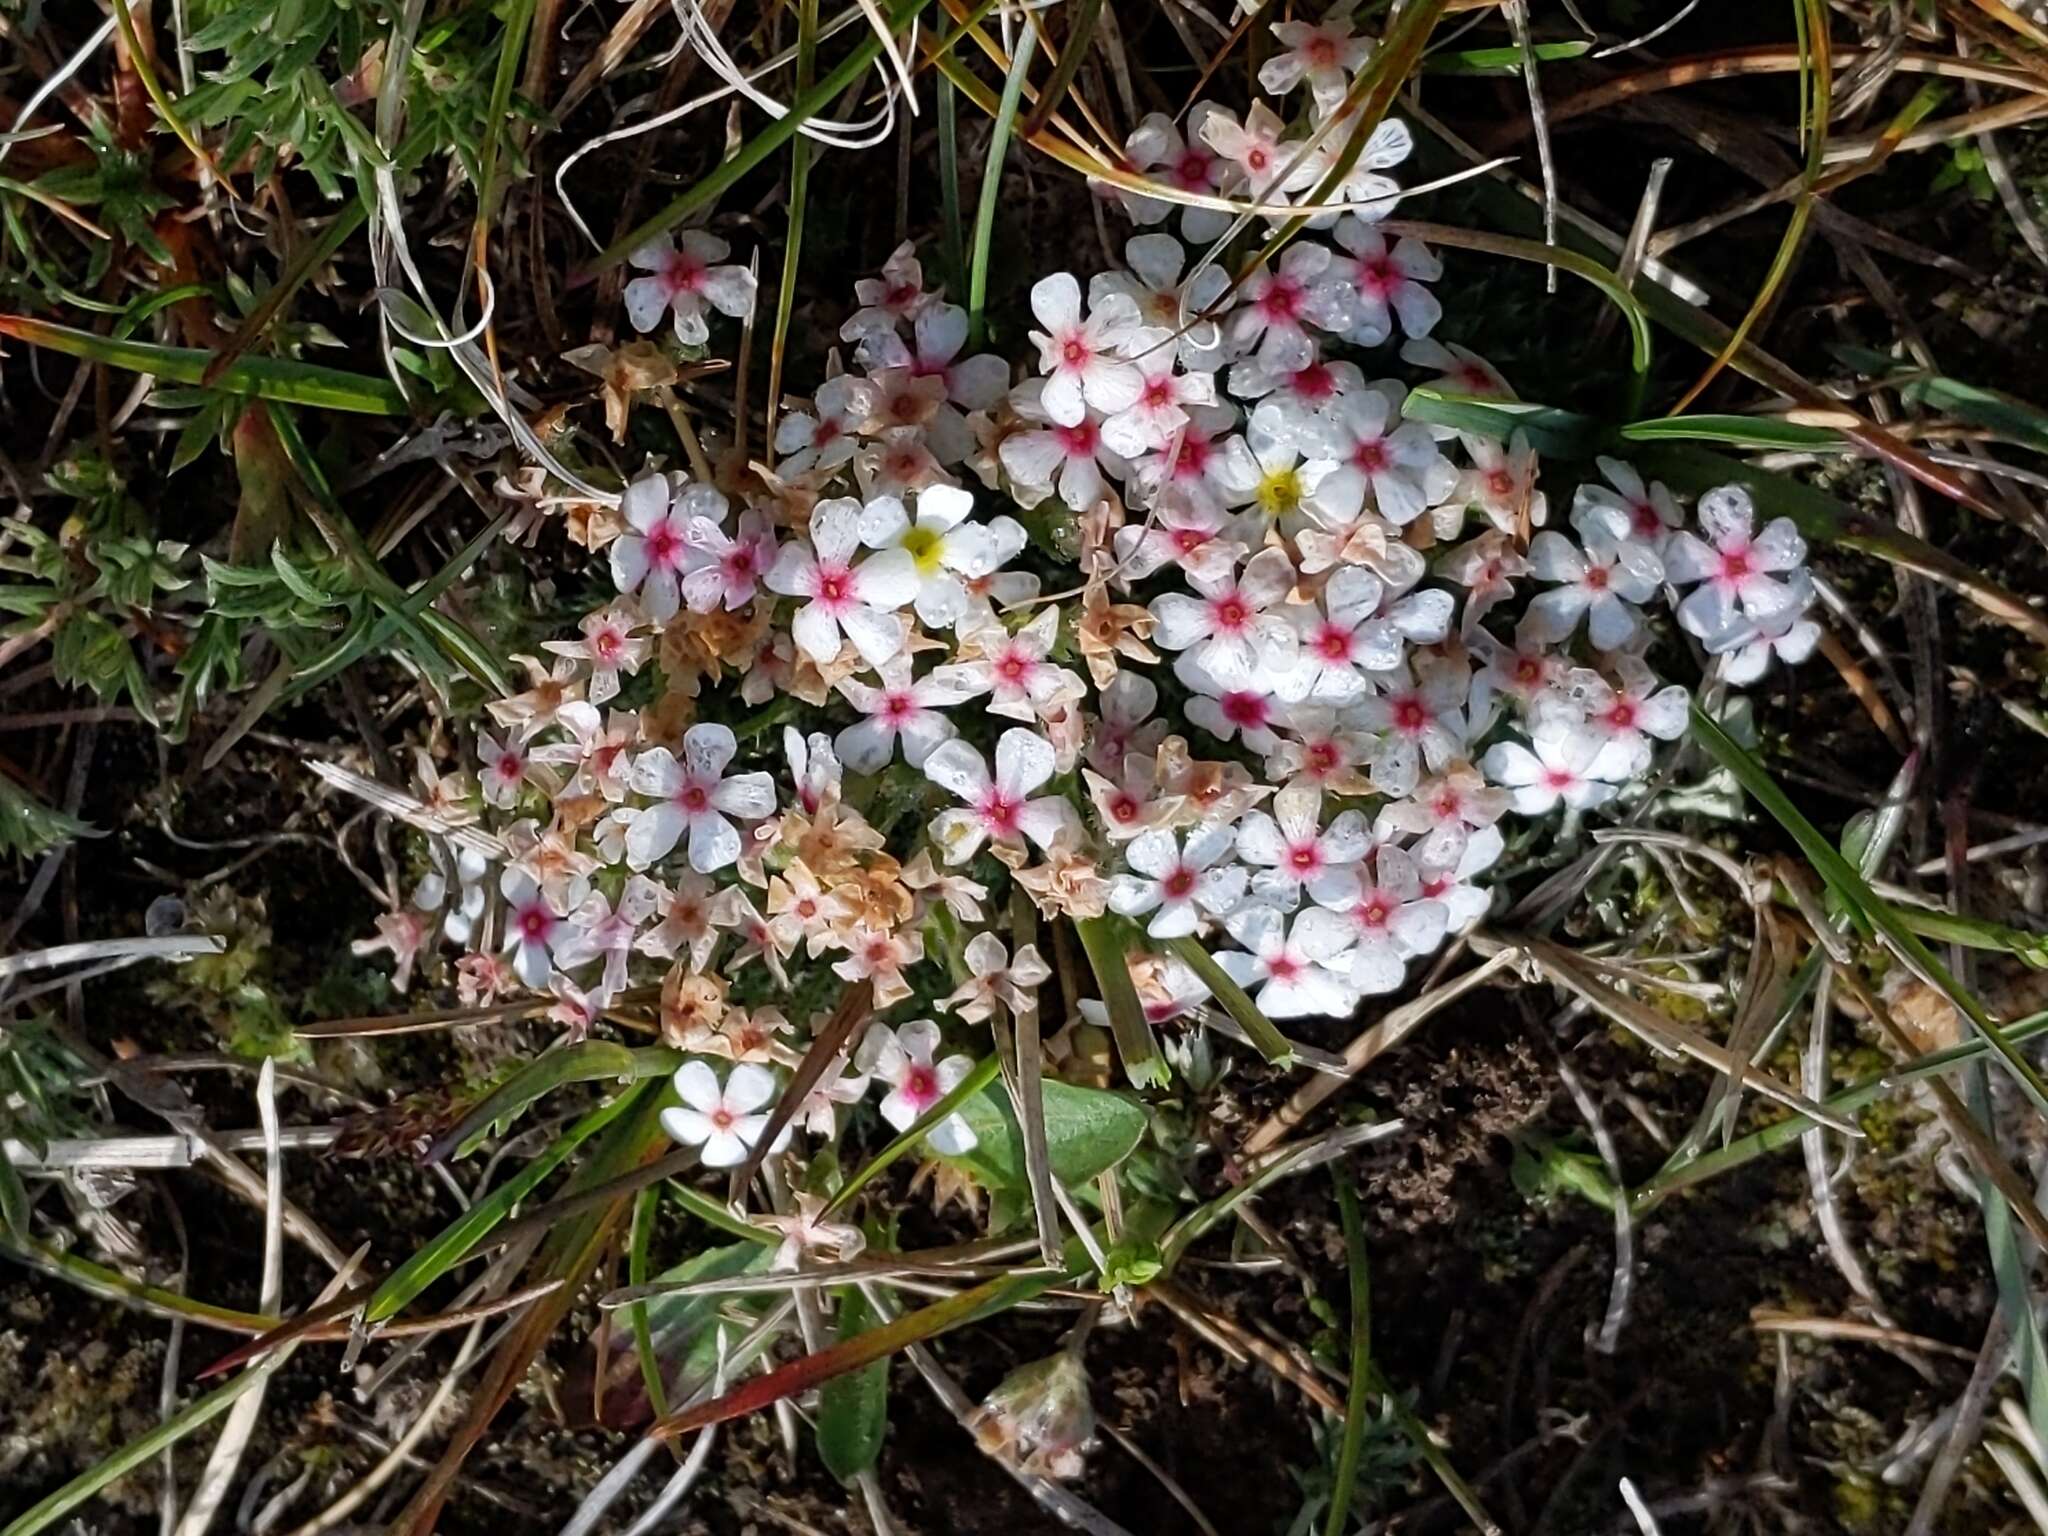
left=305, top=761, right=506, bottom=860
left=1497, top=933, right=1862, bottom=1136
left=728, top=978, right=872, bottom=1200
left=1751, top=1308, right=1981, bottom=1362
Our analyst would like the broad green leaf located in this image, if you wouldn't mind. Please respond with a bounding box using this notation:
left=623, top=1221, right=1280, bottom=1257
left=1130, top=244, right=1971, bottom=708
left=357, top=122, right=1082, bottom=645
left=944, top=1077, right=1146, bottom=1192
left=817, top=1286, right=889, bottom=1482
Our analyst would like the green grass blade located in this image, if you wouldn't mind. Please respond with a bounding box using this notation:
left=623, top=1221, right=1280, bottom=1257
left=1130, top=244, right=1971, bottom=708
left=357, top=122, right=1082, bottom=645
left=1019, top=0, right=1102, bottom=139
left=1618, top=414, right=1847, bottom=451
left=1166, top=934, right=1295, bottom=1066
left=1325, top=1174, right=1373, bottom=1536
left=0, top=315, right=409, bottom=414
left=586, top=0, right=934, bottom=278
left=1073, top=915, right=1169, bottom=1089
left=1690, top=705, right=2048, bottom=1121
left=938, top=74, right=966, bottom=292
left=966, top=16, right=1038, bottom=350
left=366, top=1084, right=644, bottom=1324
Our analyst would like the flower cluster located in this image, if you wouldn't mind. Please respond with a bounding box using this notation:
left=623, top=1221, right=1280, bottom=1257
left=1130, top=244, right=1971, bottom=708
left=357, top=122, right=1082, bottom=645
left=347, top=13, right=1819, bottom=1186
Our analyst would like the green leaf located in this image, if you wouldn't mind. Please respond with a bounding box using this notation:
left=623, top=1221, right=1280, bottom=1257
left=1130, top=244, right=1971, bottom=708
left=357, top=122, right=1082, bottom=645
left=431, top=1040, right=643, bottom=1162
left=1617, top=414, right=1847, bottom=451
left=945, top=1077, right=1146, bottom=1192
left=0, top=315, right=409, bottom=415
left=1401, top=387, right=1597, bottom=459
left=1073, top=915, right=1168, bottom=1088
left=0, top=772, right=99, bottom=859
left=1166, top=934, right=1296, bottom=1066
left=366, top=1084, right=644, bottom=1324
left=1691, top=705, right=2048, bottom=1121
left=1833, top=345, right=2048, bottom=456
left=817, top=1286, right=889, bottom=1482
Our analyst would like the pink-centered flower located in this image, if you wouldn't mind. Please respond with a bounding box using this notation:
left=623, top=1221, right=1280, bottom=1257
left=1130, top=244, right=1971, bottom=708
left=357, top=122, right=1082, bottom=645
left=542, top=601, right=651, bottom=704
left=855, top=1020, right=978, bottom=1153
left=1302, top=843, right=1447, bottom=995
left=661, top=1060, right=786, bottom=1168
left=931, top=607, right=1085, bottom=724
left=1119, top=109, right=1235, bottom=243
left=1215, top=903, right=1358, bottom=1020
left=774, top=374, right=876, bottom=480
left=682, top=506, right=780, bottom=614
left=624, top=723, right=778, bottom=873
left=764, top=496, right=921, bottom=666
left=1148, top=547, right=1300, bottom=686
left=1028, top=272, right=1144, bottom=428
left=834, top=654, right=969, bottom=772
left=1109, top=824, right=1247, bottom=938
left=624, top=230, right=756, bottom=345
left=612, top=475, right=715, bottom=623
left=1235, top=784, right=1371, bottom=907
left=1331, top=221, right=1441, bottom=346
left=499, top=869, right=563, bottom=989
left=1482, top=723, right=1621, bottom=815
left=1663, top=485, right=1808, bottom=646
left=1228, top=243, right=1358, bottom=372
left=923, top=727, right=1076, bottom=865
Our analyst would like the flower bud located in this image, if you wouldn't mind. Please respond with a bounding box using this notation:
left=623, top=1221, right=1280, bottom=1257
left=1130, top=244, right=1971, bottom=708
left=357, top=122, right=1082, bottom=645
left=967, top=1353, right=1096, bottom=1481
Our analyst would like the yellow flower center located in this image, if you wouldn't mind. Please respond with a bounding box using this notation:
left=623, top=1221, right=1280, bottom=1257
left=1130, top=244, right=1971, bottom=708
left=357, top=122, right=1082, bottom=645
left=1256, top=468, right=1302, bottom=518
left=900, top=524, right=945, bottom=575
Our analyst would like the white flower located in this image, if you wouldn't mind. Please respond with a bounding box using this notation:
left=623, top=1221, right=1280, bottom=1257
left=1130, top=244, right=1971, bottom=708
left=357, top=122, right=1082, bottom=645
left=855, top=1020, right=978, bottom=1153
left=554, top=876, right=663, bottom=995
left=611, top=475, right=708, bottom=623
left=1662, top=485, right=1808, bottom=646
left=1245, top=403, right=1355, bottom=527
left=764, top=497, right=922, bottom=665
left=923, top=727, right=1077, bottom=864
left=1574, top=456, right=1682, bottom=552
left=1199, top=101, right=1311, bottom=202
left=681, top=506, right=779, bottom=614
left=1228, top=243, right=1358, bottom=371
left=942, top=933, right=1053, bottom=1022
left=1523, top=508, right=1665, bottom=652
left=774, top=375, right=875, bottom=479
left=499, top=869, right=562, bottom=989
left=1402, top=337, right=1513, bottom=400
left=1000, top=380, right=1135, bottom=511
left=1302, top=843, right=1447, bottom=995
left=1227, top=355, right=1359, bottom=442
left=1259, top=17, right=1372, bottom=110
left=785, top=727, right=842, bottom=815
left=1351, top=656, right=1473, bottom=796
left=932, top=607, right=1086, bottom=725
left=1705, top=571, right=1822, bottom=684
left=1455, top=430, right=1547, bottom=538
left=1235, top=784, right=1371, bottom=907
left=542, top=601, right=652, bottom=705
left=1114, top=493, right=1244, bottom=583
left=1215, top=903, right=1358, bottom=1019
left=1417, top=825, right=1503, bottom=933
left=1110, top=824, right=1247, bottom=938
left=1148, top=547, right=1301, bottom=685
left=1028, top=272, right=1144, bottom=427
left=478, top=731, right=534, bottom=810
left=1089, top=671, right=1167, bottom=773
left=1543, top=658, right=1689, bottom=780
left=856, top=303, right=1010, bottom=464
left=1318, top=120, right=1414, bottom=219
left=624, top=230, right=756, bottom=345
left=1314, top=380, right=1456, bottom=527
left=1100, top=340, right=1217, bottom=459
left=1128, top=405, right=1260, bottom=519
left=834, top=654, right=968, bottom=772
left=624, top=724, right=778, bottom=872
left=1090, top=235, right=1232, bottom=369
left=1481, top=722, right=1621, bottom=815
left=661, top=1060, right=787, bottom=1168
left=1278, top=564, right=1402, bottom=705
left=758, top=1192, right=867, bottom=1272
left=840, top=239, right=932, bottom=340
left=1118, top=109, right=1235, bottom=243
left=1331, top=221, right=1440, bottom=345
left=861, top=484, right=1025, bottom=632
left=1177, top=653, right=1287, bottom=755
